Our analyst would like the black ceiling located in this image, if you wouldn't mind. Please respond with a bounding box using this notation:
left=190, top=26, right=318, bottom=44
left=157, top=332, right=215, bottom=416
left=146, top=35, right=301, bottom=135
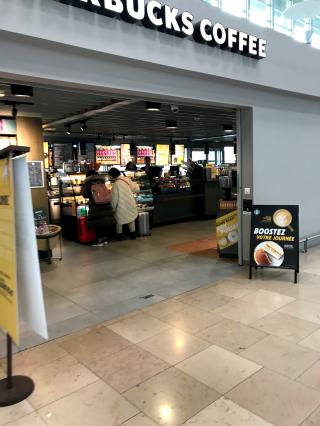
left=0, top=83, right=236, bottom=142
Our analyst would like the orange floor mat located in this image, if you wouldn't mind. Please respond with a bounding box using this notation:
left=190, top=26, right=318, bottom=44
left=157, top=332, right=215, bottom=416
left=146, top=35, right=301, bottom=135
left=168, top=236, right=217, bottom=254
left=168, top=236, right=236, bottom=262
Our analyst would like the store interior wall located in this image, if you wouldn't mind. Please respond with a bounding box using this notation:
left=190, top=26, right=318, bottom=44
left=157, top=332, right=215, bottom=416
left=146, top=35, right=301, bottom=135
left=253, top=105, right=320, bottom=238
left=16, top=117, right=48, bottom=217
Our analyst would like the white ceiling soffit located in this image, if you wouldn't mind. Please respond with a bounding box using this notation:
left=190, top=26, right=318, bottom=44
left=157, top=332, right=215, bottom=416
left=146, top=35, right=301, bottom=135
left=42, top=99, right=139, bottom=129
left=283, top=0, right=320, bottom=19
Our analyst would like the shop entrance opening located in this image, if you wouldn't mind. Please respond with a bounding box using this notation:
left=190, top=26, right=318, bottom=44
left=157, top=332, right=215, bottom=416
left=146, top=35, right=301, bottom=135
left=0, top=82, right=242, bottom=347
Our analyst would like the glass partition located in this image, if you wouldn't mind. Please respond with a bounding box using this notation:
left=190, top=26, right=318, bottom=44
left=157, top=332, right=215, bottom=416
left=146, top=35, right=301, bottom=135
left=201, top=0, right=320, bottom=49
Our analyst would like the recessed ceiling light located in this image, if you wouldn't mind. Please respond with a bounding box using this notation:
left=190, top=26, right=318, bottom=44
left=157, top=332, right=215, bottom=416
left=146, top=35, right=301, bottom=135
left=166, top=120, right=177, bottom=129
left=223, top=124, right=233, bottom=133
left=145, top=101, right=161, bottom=111
left=11, top=84, right=33, bottom=98
left=0, top=90, right=6, bottom=98
left=80, top=120, right=87, bottom=132
left=44, top=127, right=56, bottom=132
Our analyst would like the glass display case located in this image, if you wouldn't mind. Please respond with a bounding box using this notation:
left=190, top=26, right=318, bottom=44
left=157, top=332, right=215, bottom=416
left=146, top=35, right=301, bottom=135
left=155, top=176, right=191, bottom=194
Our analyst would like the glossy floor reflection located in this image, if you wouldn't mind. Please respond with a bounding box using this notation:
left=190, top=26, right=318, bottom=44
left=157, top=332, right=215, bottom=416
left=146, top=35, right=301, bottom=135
left=0, top=220, right=239, bottom=353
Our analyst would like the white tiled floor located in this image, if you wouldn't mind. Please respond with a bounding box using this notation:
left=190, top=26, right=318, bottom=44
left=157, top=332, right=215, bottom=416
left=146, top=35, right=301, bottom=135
left=3, top=230, right=320, bottom=424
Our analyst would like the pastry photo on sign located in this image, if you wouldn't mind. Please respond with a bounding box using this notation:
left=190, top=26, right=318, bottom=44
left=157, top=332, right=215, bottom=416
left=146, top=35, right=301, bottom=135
left=254, top=241, right=284, bottom=267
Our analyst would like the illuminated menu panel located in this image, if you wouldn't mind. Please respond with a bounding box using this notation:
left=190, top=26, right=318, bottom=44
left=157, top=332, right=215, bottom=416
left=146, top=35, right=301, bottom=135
left=120, top=144, right=132, bottom=166
left=156, top=144, right=170, bottom=166
left=96, top=145, right=120, bottom=165
left=137, top=146, right=155, bottom=165
left=172, top=145, right=185, bottom=165
left=0, top=118, right=16, bottom=136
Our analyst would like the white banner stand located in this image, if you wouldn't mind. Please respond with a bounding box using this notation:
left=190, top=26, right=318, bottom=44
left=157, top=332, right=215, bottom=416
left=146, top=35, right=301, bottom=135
left=0, top=146, right=48, bottom=407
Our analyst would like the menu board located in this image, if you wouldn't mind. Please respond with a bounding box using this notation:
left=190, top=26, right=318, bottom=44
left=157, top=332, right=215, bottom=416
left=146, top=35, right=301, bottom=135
left=53, top=143, right=73, bottom=168
left=172, top=145, right=185, bottom=165
left=0, top=118, right=16, bottom=136
left=250, top=205, right=299, bottom=281
left=96, top=145, right=120, bottom=165
left=216, top=210, right=239, bottom=251
left=156, top=144, right=170, bottom=166
left=137, top=146, right=155, bottom=165
left=121, top=144, right=132, bottom=166
left=27, top=161, right=44, bottom=188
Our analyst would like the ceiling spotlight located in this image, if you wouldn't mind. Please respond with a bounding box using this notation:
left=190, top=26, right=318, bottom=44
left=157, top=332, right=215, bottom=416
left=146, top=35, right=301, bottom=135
left=145, top=101, right=161, bottom=111
left=66, top=125, right=72, bottom=135
left=11, top=104, right=18, bottom=117
left=11, top=84, right=33, bottom=98
left=166, top=120, right=177, bottom=129
left=223, top=124, right=233, bottom=133
left=170, top=105, right=179, bottom=114
left=80, top=120, right=87, bottom=132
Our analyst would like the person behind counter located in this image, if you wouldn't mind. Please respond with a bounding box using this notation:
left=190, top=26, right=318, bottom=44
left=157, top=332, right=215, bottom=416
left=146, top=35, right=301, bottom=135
left=82, top=170, right=115, bottom=247
left=108, top=167, right=139, bottom=240
left=125, top=161, right=137, bottom=171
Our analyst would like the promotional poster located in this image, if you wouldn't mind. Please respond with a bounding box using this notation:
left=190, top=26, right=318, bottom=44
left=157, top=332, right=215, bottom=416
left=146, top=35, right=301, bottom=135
left=216, top=210, right=239, bottom=251
left=250, top=205, right=299, bottom=272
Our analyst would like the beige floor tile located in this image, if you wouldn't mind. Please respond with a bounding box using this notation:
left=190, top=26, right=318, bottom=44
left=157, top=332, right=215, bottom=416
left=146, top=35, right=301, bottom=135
left=240, top=289, right=295, bottom=310
left=297, top=360, right=320, bottom=392
left=241, top=335, right=320, bottom=379
left=280, top=300, right=320, bottom=324
left=301, top=407, right=320, bottom=426
left=4, top=413, right=47, bottom=426
left=107, top=313, right=170, bottom=344
left=143, top=300, right=186, bottom=319
left=27, top=354, right=98, bottom=409
left=300, top=329, right=320, bottom=351
left=124, top=367, right=220, bottom=426
left=121, top=413, right=158, bottom=426
left=177, top=345, right=261, bottom=394
left=38, top=380, right=139, bottom=426
left=227, top=368, right=320, bottom=426
left=91, top=345, right=169, bottom=393
left=198, top=319, right=267, bottom=353
left=162, top=306, right=224, bottom=335
left=139, top=328, right=210, bottom=365
left=210, top=280, right=257, bottom=299
left=1, top=342, right=68, bottom=374
left=252, top=312, right=320, bottom=343
left=255, top=280, right=301, bottom=298
left=57, top=325, right=131, bottom=364
left=178, top=289, right=232, bottom=312
left=0, top=401, right=33, bottom=426
left=212, top=300, right=272, bottom=325
left=183, top=397, right=273, bottom=425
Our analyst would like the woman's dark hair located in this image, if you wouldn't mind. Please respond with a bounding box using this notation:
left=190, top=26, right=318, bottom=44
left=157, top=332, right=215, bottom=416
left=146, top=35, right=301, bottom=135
left=108, top=167, right=121, bottom=179
left=126, top=161, right=137, bottom=171
left=86, top=170, right=96, bottom=177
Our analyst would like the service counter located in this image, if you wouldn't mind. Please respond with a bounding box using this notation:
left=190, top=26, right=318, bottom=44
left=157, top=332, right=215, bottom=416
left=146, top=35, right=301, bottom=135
left=153, top=180, right=222, bottom=225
